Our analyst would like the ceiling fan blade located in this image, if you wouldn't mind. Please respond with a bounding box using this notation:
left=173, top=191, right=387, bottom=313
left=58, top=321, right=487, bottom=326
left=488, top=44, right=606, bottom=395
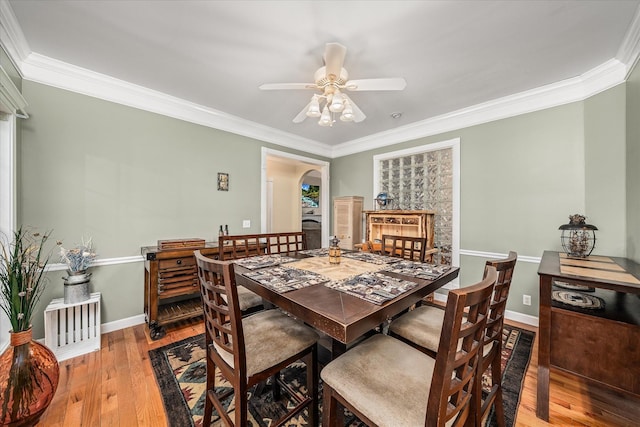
left=324, top=43, right=347, bottom=79
left=344, top=78, right=407, bottom=91
left=293, top=102, right=311, bottom=123
left=343, top=94, right=366, bottom=123
left=259, top=83, right=316, bottom=90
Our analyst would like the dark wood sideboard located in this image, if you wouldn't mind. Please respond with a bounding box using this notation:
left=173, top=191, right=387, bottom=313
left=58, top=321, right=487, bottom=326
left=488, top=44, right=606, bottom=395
left=141, top=240, right=221, bottom=340
left=537, top=251, right=640, bottom=420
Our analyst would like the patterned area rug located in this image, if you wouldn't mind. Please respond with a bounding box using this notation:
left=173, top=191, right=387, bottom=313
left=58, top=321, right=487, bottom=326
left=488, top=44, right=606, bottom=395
left=149, top=325, right=534, bottom=427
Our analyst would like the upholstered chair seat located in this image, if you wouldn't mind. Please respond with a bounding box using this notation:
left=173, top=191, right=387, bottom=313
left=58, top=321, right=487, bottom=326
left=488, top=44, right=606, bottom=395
left=236, top=285, right=264, bottom=312
left=321, top=334, right=442, bottom=426
left=213, top=309, right=319, bottom=377
left=388, top=305, right=445, bottom=353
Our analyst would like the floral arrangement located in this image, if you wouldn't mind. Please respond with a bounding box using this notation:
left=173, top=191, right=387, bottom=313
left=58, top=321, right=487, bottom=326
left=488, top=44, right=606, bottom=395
left=59, top=237, right=96, bottom=273
left=0, top=227, right=53, bottom=333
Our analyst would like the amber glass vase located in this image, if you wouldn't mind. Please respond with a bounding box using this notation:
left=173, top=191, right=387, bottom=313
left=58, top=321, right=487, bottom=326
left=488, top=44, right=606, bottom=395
left=0, top=328, right=59, bottom=426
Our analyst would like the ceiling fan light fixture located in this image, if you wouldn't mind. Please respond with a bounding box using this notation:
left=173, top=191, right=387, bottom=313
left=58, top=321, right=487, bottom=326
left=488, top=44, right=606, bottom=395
left=340, top=100, right=354, bottom=122
left=306, top=95, right=321, bottom=117
left=329, top=91, right=344, bottom=112
left=318, top=105, right=333, bottom=126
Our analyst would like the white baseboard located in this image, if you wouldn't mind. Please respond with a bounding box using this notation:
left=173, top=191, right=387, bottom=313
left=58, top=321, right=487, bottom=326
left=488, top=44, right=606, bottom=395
left=101, top=314, right=147, bottom=334
left=433, top=292, right=539, bottom=327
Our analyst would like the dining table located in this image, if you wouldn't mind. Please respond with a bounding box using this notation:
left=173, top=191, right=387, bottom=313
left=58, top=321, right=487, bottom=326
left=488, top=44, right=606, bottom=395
left=233, top=249, right=460, bottom=358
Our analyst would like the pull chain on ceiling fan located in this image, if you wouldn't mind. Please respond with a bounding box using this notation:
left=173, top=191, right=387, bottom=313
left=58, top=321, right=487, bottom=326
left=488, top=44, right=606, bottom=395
left=259, top=43, right=406, bottom=127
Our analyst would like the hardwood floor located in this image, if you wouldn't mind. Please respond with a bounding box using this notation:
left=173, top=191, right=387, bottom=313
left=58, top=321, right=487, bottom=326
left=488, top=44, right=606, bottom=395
left=34, top=319, right=640, bottom=426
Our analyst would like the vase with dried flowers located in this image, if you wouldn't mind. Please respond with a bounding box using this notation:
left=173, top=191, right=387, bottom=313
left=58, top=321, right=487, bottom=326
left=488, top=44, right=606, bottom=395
left=0, top=227, right=60, bottom=426
left=59, top=238, right=96, bottom=304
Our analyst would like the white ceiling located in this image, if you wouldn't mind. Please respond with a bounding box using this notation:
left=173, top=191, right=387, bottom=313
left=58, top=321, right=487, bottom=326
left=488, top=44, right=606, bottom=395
left=3, top=1, right=640, bottom=157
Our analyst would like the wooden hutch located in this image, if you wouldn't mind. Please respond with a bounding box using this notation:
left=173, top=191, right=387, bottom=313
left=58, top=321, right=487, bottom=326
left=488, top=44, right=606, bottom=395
left=363, top=210, right=435, bottom=253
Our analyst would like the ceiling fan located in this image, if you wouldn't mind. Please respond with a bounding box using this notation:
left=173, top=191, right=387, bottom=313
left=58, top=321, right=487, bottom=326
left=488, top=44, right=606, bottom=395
left=259, top=43, right=406, bottom=127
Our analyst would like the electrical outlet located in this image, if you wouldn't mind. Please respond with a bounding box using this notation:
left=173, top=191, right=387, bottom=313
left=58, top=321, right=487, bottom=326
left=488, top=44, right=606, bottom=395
left=523, top=294, right=532, bottom=306
left=242, top=220, right=250, bottom=228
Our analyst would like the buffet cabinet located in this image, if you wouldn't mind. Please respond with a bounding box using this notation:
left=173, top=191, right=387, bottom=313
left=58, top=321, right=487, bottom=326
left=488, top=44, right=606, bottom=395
left=536, top=251, right=640, bottom=420
left=363, top=210, right=435, bottom=250
left=141, top=239, right=221, bottom=340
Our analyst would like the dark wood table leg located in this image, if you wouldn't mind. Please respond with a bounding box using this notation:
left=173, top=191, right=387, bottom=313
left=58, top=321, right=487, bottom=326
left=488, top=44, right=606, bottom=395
left=536, top=274, right=552, bottom=421
left=331, top=340, right=347, bottom=359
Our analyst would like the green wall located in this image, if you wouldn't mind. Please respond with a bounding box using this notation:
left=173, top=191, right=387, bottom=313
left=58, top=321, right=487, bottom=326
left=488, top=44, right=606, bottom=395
left=585, top=84, right=627, bottom=256
left=19, top=81, right=329, bottom=338
left=627, top=64, right=640, bottom=263
left=332, top=86, right=628, bottom=318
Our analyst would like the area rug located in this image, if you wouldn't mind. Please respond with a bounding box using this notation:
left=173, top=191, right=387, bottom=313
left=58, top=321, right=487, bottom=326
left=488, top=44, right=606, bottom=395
left=149, top=325, right=534, bottom=427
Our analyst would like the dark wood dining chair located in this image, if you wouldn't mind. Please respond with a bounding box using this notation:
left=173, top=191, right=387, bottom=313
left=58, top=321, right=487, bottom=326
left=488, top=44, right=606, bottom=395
left=321, top=266, right=498, bottom=427
left=380, top=234, right=427, bottom=262
left=220, top=231, right=307, bottom=258
left=194, top=250, right=319, bottom=426
left=388, top=251, right=518, bottom=427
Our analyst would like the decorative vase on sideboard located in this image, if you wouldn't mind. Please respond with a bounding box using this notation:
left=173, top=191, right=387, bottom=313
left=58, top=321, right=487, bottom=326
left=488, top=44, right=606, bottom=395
left=0, top=328, right=59, bottom=426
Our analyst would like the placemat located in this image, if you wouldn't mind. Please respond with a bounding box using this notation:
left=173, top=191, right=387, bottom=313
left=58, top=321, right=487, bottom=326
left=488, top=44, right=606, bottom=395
left=233, top=254, right=298, bottom=270
left=298, top=248, right=330, bottom=257
left=342, top=251, right=403, bottom=265
left=286, top=257, right=385, bottom=282
left=240, top=266, right=328, bottom=293
left=324, top=272, right=418, bottom=305
left=383, top=260, right=452, bottom=280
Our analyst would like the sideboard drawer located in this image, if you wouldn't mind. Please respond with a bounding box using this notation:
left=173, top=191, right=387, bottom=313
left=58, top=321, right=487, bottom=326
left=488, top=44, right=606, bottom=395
left=158, top=256, right=196, bottom=271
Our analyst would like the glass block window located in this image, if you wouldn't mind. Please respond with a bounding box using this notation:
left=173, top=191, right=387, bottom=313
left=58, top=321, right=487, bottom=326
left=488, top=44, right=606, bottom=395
left=377, top=145, right=455, bottom=266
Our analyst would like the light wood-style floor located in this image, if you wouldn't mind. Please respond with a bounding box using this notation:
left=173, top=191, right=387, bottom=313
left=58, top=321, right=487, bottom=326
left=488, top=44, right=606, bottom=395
left=34, top=318, right=640, bottom=426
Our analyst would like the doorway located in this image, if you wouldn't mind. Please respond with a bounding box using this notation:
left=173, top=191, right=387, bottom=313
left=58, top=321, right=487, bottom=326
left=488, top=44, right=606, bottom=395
left=301, top=170, right=322, bottom=249
left=261, top=148, right=330, bottom=248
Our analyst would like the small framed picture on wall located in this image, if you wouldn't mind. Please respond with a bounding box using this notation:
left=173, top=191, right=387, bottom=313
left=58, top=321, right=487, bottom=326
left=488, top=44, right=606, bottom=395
left=217, top=172, right=229, bottom=191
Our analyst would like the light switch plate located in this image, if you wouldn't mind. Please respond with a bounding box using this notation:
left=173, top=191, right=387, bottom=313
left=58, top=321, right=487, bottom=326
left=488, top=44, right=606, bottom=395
left=242, top=220, right=250, bottom=228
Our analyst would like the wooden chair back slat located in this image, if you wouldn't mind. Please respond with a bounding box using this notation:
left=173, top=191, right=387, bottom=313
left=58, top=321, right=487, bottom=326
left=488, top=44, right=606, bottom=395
left=426, top=265, right=497, bottom=427
left=195, top=251, right=246, bottom=374
left=381, top=234, right=427, bottom=262
left=220, top=232, right=307, bottom=260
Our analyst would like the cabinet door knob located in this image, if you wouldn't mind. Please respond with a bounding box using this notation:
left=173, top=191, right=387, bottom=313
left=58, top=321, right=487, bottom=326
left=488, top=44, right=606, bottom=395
left=176, top=259, right=182, bottom=265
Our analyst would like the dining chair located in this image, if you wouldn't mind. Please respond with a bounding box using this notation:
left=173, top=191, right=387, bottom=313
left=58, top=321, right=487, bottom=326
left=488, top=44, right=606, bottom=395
left=381, top=234, right=427, bottom=262
left=321, top=266, right=498, bottom=427
left=388, top=251, right=517, bottom=427
left=194, top=250, right=319, bottom=426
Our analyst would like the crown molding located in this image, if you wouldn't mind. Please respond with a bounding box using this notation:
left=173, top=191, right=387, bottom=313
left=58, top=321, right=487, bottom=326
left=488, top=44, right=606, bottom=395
left=0, top=0, right=29, bottom=72
left=2, top=0, right=639, bottom=160
left=20, top=53, right=332, bottom=158
left=617, top=2, right=640, bottom=78
left=330, top=58, right=627, bottom=158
